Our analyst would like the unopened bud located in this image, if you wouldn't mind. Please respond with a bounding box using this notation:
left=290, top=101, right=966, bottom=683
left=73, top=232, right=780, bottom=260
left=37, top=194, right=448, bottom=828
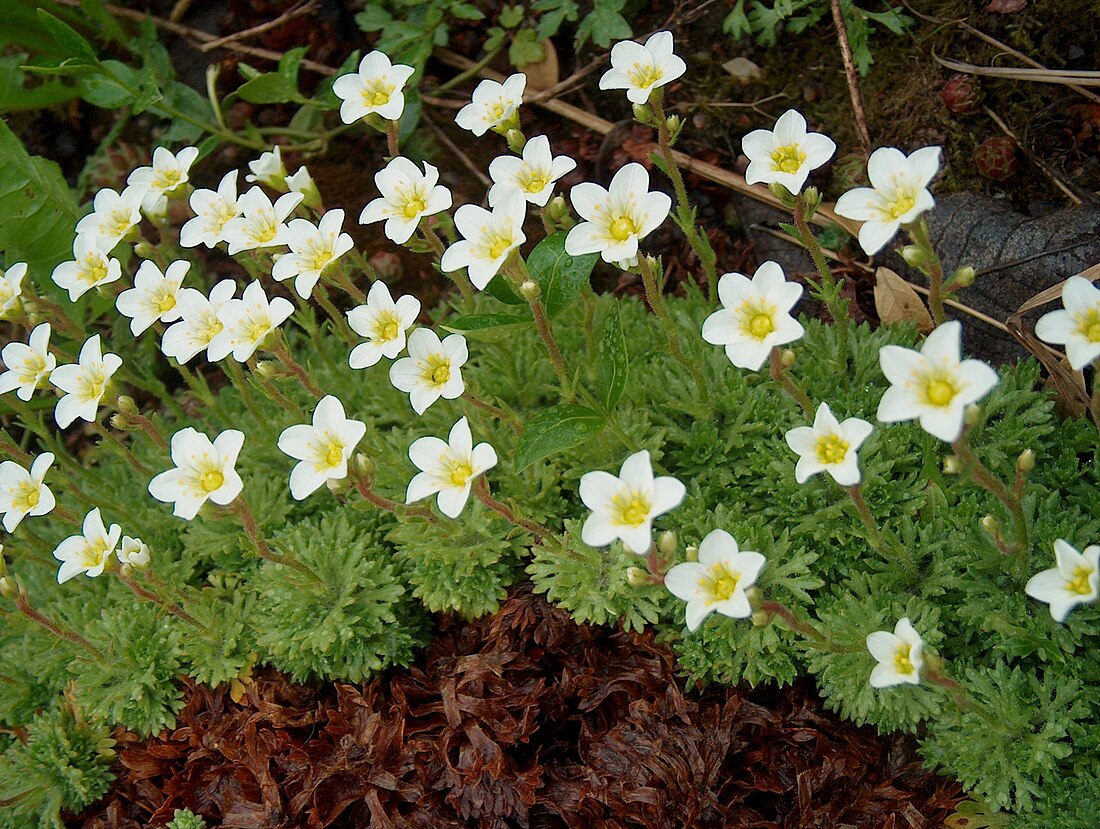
left=353, top=453, right=375, bottom=479
left=943, top=455, right=961, bottom=474
left=981, top=514, right=1000, bottom=534
left=743, top=586, right=763, bottom=609
left=519, top=280, right=541, bottom=301
left=767, top=181, right=797, bottom=206
left=657, top=530, right=677, bottom=556
left=109, top=413, right=131, bottom=431
left=631, top=102, right=652, bottom=125
left=801, top=186, right=822, bottom=218
left=325, top=475, right=351, bottom=496
left=684, top=544, right=698, bottom=562
left=900, top=244, right=928, bottom=269
left=133, top=241, right=156, bottom=260
left=751, top=609, right=770, bottom=627
left=545, top=195, right=568, bottom=223
left=964, top=404, right=982, bottom=428
left=780, top=348, right=796, bottom=368
left=0, top=576, right=17, bottom=599
left=951, top=265, right=977, bottom=288
left=1016, top=448, right=1035, bottom=473
left=505, top=127, right=526, bottom=154
left=665, top=114, right=683, bottom=143
left=625, top=566, right=648, bottom=588
left=254, top=360, right=279, bottom=380
left=116, top=395, right=139, bottom=416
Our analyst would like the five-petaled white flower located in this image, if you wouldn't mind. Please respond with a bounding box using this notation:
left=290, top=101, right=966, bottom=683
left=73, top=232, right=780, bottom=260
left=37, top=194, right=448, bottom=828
left=0, top=453, right=56, bottom=532
left=127, top=146, right=199, bottom=212
left=579, top=449, right=686, bottom=555
left=701, top=261, right=805, bottom=371
left=784, top=402, right=873, bottom=487
left=406, top=416, right=498, bottom=518
left=51, top=234, right=122, bottom=302
left=1024, top=539, right=1100, bottom=622
left=834, top=146, right=941, bottom=255
left=221, top=186, right=303, bottom=254
left=867, top=617, right=924, bottom=688
left=347, top=280, right=421, bottom=369
left=455, top=73, right=526, bottom=136
left=440, top=190, right=526, bottom=290
left=359, top=157, right=452, bottom=245
left=117, top=535, right=150, bottom=569
left=389, top=328, right=467, bottom=415
left=285, top=166, right=321, bottom=209
left=74, top=185, right=146, bottom=251
left=161, top=279, right=236, bottom=364
left=565, top=162, right=671, bottom=269
left=207, top=280, right=294, bottom=363
left=1034, top=276, right=1100, bottom=371
left=488, top=135, right=577, bottom=207
left=180, top=170, right=241, bottom=248
left=877, top=320, right=998, bottom=443
left=148, top=427, right=245, bottom=520
left=245, top=146, right=287, bottom=189
left=0, top=262, right=26, bottom=316
left=272, top=209, right=355, bottom=299
left=742, top=109, right=836, bottom=195
left=598, top=30, right=686, bottom=105
left=332, top=50, right=415, bottom=123
left=50, top=335, right=122, bottom=428
left=116, top=259, right=188, bottom=336
left=0, top=323, right=56, bottom=401
left=277, top=394, right=367, bottom=500
left=664, top=529, right=766, bottom=631
left=52, top=508, right=120, bottom=584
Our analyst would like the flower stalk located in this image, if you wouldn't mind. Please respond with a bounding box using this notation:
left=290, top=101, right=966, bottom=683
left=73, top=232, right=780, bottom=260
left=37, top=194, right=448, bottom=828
left=792, top=197, right=849, bottom=369
left=473, top=477, right=553, bottom=540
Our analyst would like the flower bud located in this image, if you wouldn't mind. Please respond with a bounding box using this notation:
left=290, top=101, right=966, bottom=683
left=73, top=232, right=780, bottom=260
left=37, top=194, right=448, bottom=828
left=801, top=186, right=822, bottom=218
left=0, top=575, right=18, bottom=599
left=951, top=265, right=977, bottom=288
left=751, top=609, right=771, bottom=627
left=767, top=181, right=797, bottom=207
left=504, top=126, right=526, bottom=153
left=116, top=395, right=139, bottom=416
left=744, top=586, right=763, bottom=609
left=964, top=404, right=982, bottom=428
left=545, top=195, right=568, bottom=223
left=626, top=566, right=649, bottom=588
left=665, top=114, right=683, bottom=143
left=325, top=475, right=352, bottom=496
left=133, top=241, right=157, bottom=260
left=981, top=514, right=1000, bottom=534
left=900, top=244, right=928, bottom=269
left=632, top=103, right=652, bottom=125
left=353, top=452, right=375, bottom=479
left=684, top=544, right=698, bottom=562
left=519, top=280, right=541, bottom=302
left=657, top=530, right=677, bottom=556
left=942, top=455, right=961, bottom=474
left=780, top=349, right=796, bottom=368
left=109, top=413, right=131, bottom=431
left=254, top=360, right=279, bottom=380
left=1016, top=448, right=1035, bottom=473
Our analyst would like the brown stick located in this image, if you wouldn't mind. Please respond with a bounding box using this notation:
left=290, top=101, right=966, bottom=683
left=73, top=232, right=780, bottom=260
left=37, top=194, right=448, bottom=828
left=199, top=0, right=318, bottom=52
left=828, top=0, right=872, bottom=155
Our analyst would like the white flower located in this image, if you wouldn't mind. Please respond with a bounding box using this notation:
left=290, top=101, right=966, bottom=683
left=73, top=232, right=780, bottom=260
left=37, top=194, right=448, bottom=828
left=0, top=323, right=56, bottom=401
left=51, top=234, right=122, bottom=302
left=127, top=146, right=200, bottom=212
left=332, top=50, right=415, bottom=123
left=565, top=162, right=671, bottom=269
left=359, top=157, right=452, bottom=245
left=160, top=279, right=236, bottom=364
left=1024, top=539, right=1100, bottom=622
left=221, top=186, right=303, bottom=254
left=50, top=334, right=123, bottom=428
left=284, top=166, right=320, bottom=209
left=117, top=535, right=150, bottom=569
left=347, top=280, right=421, bottom=368
left=277, top=395, right=367, bottom=500
left=834, top=146, right=941, bottom=256
left=271, top=209, right=355, bottom=299
left=455, top=73, right=526, bottom=136
left=116, top=259, right=188, bottom=336
left=389, top=328, right=467, bottom=415
left=52, top=508, right=120, bottom=583
left=877, top=320, right=998, bottom=443
left=488, top=135, right=577, bottom=207
left=0, top=262, right=26, bottom=316
left=74, top=185, right=145, bottom=251
left=742, top=109, right=836, bottom=195
left=663, top=529, right=766, bottom=631
left=440, top=190, right=526, bottom=290
left=1034, top=276, right=1100, bottom=371
left=406, top=416, right=497, bottom=518
left=866, top=617, right=924, bottom=688
left=783, top=402, right=873, bottom=487
left=701, top=261, right=805, bottom=370
left=598, top=30, right=687, bottom=105
left=579, top=449, right=686, bottom=554
left=207, top=280, right=294, bottom=363
left=245, top=146, right=287, bottom=189
left=0, top=453, right=56, bottom=532
left=148, top=427, right=244, bottom=520
left=180, top=170, right=241, bottom=248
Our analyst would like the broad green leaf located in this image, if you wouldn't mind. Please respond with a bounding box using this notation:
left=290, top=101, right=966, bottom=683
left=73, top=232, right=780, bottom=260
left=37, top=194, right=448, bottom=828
left=499, top=5, right=525, bottom=28
left=79, top=60, right=137, bottom=108
left=596, top=302, right=629, bottom=412
left=575, top=1, right=630, bottom=48
left=236, top=72, right=299, bottom=104
left=442, top=311, right=532, bottom=342
left=451, top=3, right=485, bottom=20
left=525, top=231, right=598, bottom=318
left=515, top=404, right=604, bottom=469
left=0, top=54, right=79, bottom=112
left=160, top=80, right=214, bottom=144
left=36, top=9, right=99, bottom=66
left=483, top=274, right=525, bottom=306
left=355, top=6, right=392, bottom=31
left=509, top=28, right=545, bottom=68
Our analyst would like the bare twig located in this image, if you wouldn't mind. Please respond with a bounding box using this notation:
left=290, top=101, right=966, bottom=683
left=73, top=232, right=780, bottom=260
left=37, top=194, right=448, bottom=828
left=828, top=0, right=872, bottom=154
left=199, top=0, right=318, bottom=52
left=932, top=52, right=1100, bottom=87
left=420, top=110, right=490, bottom=188
left=981, top=105, right=1086, bottom=205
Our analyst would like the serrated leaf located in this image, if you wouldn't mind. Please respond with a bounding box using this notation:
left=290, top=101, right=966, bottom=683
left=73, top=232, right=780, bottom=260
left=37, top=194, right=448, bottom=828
left=515, top=404, right=604, bottom=469
left=525, top=231, right=598, bottom=318
left=499, top=4, right=525, bottom=28
left=509, top=28, right=545, bottom=68
left=442, top=312, right=533, bottom=342
left=36, top=9, right=99, bottom=66
left=596, top=302, right=629, bottom=411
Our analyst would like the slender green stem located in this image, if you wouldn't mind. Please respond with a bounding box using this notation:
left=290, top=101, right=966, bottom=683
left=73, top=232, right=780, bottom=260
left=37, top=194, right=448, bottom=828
left=429, top=45, right=503, bottom=94
left=906, top=219, right=947, bottom=326
left=505, top=259, right=574, bottom=401
left=768, top=347, right=813, bottom=417
left=230, top=497, right=322, bottom=582
left=463, top=391, right=522, bottom=435
left=326, top=261, right=366, bottom=304
left=424, top=226, right=475, bottom=309
left=91, top=421, right=153, bottom=476
left=224, top=359, right=268, bottom=426
left=953, top=431, right=1029, bottom=560
left=271, top=334, right=324, bottom=399
left=118, top=571, right=203, bottom=629
left=636, top=257, right=709, bottom=404
left=313, top=284, right=359, bottom=347
left=759, top=600, right=825, bottom=642
left=474, top=477, right=554, bottom=540
left=352, top=472, right=439, bottom=524
left=11, top=589, right=104, bottom=657
left=793, top=199, right=849, bottom=370
left=386, top=120, right=399, bottom=157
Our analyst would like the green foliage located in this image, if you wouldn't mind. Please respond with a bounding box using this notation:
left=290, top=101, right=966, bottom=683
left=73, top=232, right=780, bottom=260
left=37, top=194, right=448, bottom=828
left=166, top=809, right=207, bottom=829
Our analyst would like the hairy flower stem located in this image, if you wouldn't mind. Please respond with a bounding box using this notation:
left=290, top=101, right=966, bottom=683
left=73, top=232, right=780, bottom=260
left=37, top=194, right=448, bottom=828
left=9, top=587, right=104, bottom=658
left=313, top=283, right=359, bottom=347
left=768, top=347, right=814, bottom=417
left=952, top=431, right=1029, bottom=562
left=645, top=543, right=668, bottom=578
left=91, top=421, right=153, bottom=476
left=905, top=219, right=946, bottom=326
left=326, top=262, right=367, bottom=304
left=845, top=484, right=915, bottom=572
left=126, top=410, right=169, bottom=450
left=425, top=225, right=475, bottom=310
left=386, top=120, right=399, bottom=157
left=118, top=570, right=203, bottom=629
left=0, top=430, right=32, bottom=464
left=271, top=334, right=325, bottom=399
left=792, top=199, right=848, bottom=370
left=474, top=477, right=554, bottom=540
left=758, top=600, right=825, bottom=643
left=463, top=391, right=522, bottom=435
left=346, top=249, right=378, bottom=288
left=352, top=473, right=439, bottom=524
left=636, top=256, right=710, bottom=405
left=506, top=259, right=575, bottom=401
left=923, top=664, right=976, bottom=713
left=224, top=359, right=269, bottom=426
left=230, top=497, right=322, bottom=582
left=174, top=361, right=215, bottom=407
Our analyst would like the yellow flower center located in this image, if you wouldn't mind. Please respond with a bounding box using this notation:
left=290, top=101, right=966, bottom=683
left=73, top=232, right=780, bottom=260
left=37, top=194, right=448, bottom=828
left=303, top=245, right=333, bottom=274
left=612, top=492, right=650, bottom=527
left=247, top=321, right=270, bottom=343
left=608, top=215, right=639, bottom=243
left=887, top=191, right=917, bottom=220
left=213, top=202, right=237, bottom=227
left=448, top=460, right=474, bottom=487
left=201, top=469, right=224, bottom=493
left=923, top=375, right=958, bottom=407
left=154, top=289, right=177, bottom=315
left=1077, top=308, right=1100, bottom=343
left=402, top=195, right=426, bottom=218
left=425, top=354, right=451, bottom=386
left=324, top=441, right=344, bottom=467
left=627, top=61, right=662, bottom=89
left=894, top=643, right=915, bottom=675
left=153, top=168, right=181, bottom=191
left=739, top=301, right=776, bottom=340
left=771, top=144, right=807, bottom=174
left=486, top=234, right=515, bottom=260
left=1066, top=565, right=1095, bottom=596
left=375, top=312, right=401, bottom=343
left=519, top=170, right=551, bottom=194
left=490, top=101, right=507, bottom=121
left=701, top=561, right=741, bottom=604
left=362, top=81, right=394, bottom=108
left=0, top=283, right=11, bottom=304
left=18, top=483, right=40, bottom=509
left=21, top=354, right=46, bottom=381
left=85, top=255, right=108, bottom=285
left=200, top=316, right=224, bottom=344
left=83, top=540, right=110, bottom=568
left=815, top=433, right=850, bottom=465
left=107, top=209, right=133, bottom=238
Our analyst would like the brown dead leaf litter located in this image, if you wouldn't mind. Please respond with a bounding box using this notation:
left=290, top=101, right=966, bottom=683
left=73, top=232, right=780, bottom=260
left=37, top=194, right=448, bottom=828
left=71, top=584, right=962, bottom=828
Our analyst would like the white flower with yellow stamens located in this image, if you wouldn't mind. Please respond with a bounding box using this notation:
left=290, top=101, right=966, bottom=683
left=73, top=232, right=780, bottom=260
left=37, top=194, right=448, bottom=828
left=74, top=185, right=146, bottom=251
left=360, top=157, right=452, bottom=245
left=877, top=320, right=998, bottom=443
left=117, top=535, right=150, bottom=569
left=272, top=209, right=355, bottom=299
left=148, top=427, right=244, bottom=520
left=347, top=280, right=421, bottom=369
left=116, top=259, right=188, bottom=336
left=50, top=335, right=122, bottom=429
left=440, top=190, right=526, bottom=290
left=1025, top=539, right=1100, bottom=623
left=160, top=280, right=236, bottom=364
left=52, top=508, right=120, bottom=584
left=455, top=73, right=526, bottom=136
left=663, top=529, right=766, bottom=631
left=220, top=186, right=303, bottom=254
left=180, top=170, right=241, bottom=249
left=207, top=280, right=294, bottom=363
left=741, top=109, right=836, bottom=196
left=0, top=453, right=56, bottom=533
left=1035, top=276, right=1100, bottom=371
left=127, top=146, right=199, bottom=212
left=278, top=395, right=367, bottom=500
left=488, top=135, right=577, bottom=207
left=598, top=30, right=686, bottom=105
left=0, top=262, right=26, bottom=317
left=579, top=449, right=685, bottom=555
left=834, top=146, right=941, bottom=255
left=389, top=328, right=467, bottom=415
left=51, top=234, right=122, bottom=302
left=332, top=50, right=415, bottom=123
left=564, top=163, right=671, bottom=270
left=701, top=261, right=805, bottom=371
left=784, top=402, right=873, bottom=487
left=0, top=323, right=57, bottom=400
left=867, top=617, right=924, bottom=688
left=406, top=416, right=497, bottom=518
